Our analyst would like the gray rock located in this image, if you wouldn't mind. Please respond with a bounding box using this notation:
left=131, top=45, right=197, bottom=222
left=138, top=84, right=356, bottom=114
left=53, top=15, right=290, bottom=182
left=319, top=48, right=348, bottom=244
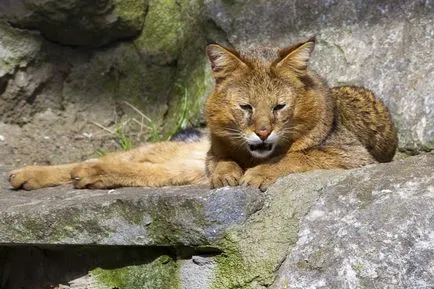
left=204, top=0, right=434, bottom=152
left=0, top=22, right=41, bottom=77
left=0, top=0, right=147, bottom=47
left=180, top=256, right=216, bottom=289
left=0, top=175, right=264, bottom=246
left=272, top=152, right=434, bottom=289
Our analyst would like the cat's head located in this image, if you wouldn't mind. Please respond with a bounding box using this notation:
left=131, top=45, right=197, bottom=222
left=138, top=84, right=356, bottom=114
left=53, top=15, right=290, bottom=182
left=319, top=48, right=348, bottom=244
left=205, top=38, right=327, bottom=159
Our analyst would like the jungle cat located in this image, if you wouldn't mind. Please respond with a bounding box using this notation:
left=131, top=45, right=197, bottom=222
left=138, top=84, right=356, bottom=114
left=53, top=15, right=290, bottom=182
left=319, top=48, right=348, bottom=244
left=8, top=38, right=398, bottom=191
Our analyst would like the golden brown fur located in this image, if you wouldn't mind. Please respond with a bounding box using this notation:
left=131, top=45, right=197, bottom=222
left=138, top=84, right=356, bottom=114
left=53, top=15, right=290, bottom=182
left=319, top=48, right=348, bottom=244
left=205, top=38, right=397, bottom=190
left=8, top=38, right=397, bottom=191
left=9, top=141, right=209, bottom=190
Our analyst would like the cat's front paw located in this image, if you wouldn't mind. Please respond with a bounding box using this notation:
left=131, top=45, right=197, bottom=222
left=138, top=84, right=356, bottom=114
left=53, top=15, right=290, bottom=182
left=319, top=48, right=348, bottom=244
left=210, top=170, right=243, bottom=188
left=240, top=167, right=278, bottom=191
left=209, top=164, right=244, bottom=189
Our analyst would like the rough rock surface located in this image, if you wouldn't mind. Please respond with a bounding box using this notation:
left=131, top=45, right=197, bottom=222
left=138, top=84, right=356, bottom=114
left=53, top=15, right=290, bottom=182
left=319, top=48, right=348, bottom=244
left=0, top=0, right=147, bottom=47
left=0, top=174, right=264, bottom=246
left=0, top=0, right=212, bottom=167
left=272, top=152, right=434, bottom=289
left=0, top=153, right=433, bottom=288
left=205, top=0, right=434, bottom=152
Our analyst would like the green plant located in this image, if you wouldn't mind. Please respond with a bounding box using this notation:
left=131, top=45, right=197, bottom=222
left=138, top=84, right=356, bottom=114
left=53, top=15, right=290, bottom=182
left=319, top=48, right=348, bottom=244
left=114, top=128, right=134, bottom=151
left=123, top=101, right=162, bottom=142
left=94, top=149, right=106, bottom=158
left=91, top=101, right=165, bottom=153
left=171, top=84, right=190, bottom=139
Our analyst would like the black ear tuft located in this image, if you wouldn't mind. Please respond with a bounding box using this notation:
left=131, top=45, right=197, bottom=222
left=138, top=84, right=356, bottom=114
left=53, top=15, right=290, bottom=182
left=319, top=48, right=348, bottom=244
left=307, top=36, right=316, bottom=44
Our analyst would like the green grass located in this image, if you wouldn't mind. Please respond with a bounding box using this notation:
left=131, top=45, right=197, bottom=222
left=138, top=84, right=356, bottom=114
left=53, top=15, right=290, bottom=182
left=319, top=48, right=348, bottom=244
left=123, top=100, right=162, bottom=142
left=171, top=84, right=190, bottom=139
left=91, top=101, right=161, bottom=155
left=114, top=128, right=134, bottom=151
left=91, top=88, right=193, bottom=156
left=94, top=149, right=106, bottom=158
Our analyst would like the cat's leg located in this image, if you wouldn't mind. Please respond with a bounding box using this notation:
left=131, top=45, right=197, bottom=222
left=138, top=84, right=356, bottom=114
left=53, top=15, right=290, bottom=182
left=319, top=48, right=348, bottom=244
left=9, top=139, right=209, bottom=190
left=8, top=162, right=93, bottom=190
left=241, top=146, right=376, bottom=191
left=7, top=147, right=140, bottom=190
left=71, top=159, right=207, bottom=189
left=70, top=140, right=209, bottom=189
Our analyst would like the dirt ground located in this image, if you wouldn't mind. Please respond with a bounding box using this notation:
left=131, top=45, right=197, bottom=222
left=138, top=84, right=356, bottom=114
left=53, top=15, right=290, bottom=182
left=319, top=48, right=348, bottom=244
left=0, top=100, right=205, bottom=170
left=0, top=106, right=143, bottom=169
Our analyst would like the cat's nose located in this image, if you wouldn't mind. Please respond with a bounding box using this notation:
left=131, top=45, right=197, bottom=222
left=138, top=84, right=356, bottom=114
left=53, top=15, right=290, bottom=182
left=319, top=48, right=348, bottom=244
left=256, top=128, right=271, bottom=141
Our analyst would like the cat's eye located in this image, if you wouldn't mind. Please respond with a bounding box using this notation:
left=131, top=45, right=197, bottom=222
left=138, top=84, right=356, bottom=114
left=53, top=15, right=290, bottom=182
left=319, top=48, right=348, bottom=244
left=273, top=103, right=286, bottom=111
left=239, top=104, right=253, bottom=112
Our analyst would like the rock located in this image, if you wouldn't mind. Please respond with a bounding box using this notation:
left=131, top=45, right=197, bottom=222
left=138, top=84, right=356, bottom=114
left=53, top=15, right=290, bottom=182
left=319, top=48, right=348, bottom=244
left=271, top=152, right=434, bottom=288
left=0, top=177, right=264, bottom=246
left=180, top=256, right=216, bottom=289
left=204, top=0, right=434, bottom=152
left=1, top=1, right=434, bottom=287
left=0, top=22, right=41, bottom=77
left=0, top=0, right=214, bottom=167
left=0, top=0, right=147, bottom=47
left=133, top=0, right=213, bottom=137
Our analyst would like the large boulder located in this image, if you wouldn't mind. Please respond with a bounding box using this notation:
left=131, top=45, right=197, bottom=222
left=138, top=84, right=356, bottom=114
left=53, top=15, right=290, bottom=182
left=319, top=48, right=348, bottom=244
left=272, top=153, right=434, bottom=288
left=0, top=183, right=264, bottom=246
left=204, top=0, right=434, bottom=152
left=0, top=0, right=147, bottom=47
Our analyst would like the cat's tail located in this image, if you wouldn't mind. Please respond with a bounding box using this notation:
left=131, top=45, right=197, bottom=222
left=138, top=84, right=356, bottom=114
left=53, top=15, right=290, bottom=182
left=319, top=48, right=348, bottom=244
left=332, top=86, right=398, bottom=162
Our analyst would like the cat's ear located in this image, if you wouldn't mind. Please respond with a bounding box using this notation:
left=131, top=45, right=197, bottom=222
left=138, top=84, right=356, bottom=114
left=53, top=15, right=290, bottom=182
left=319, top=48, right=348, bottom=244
left=275, top=38, right=315, bottom=76
left=206, top=44, right=248, bottom=82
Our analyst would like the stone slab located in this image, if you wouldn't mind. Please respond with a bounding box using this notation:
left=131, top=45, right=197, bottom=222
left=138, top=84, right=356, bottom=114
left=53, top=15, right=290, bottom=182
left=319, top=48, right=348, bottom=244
left=0, top=169, right=264, bottom=246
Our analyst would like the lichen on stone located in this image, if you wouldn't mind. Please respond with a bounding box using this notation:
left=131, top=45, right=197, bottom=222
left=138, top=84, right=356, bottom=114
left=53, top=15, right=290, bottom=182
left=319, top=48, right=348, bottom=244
left=91, top=255, right=179, bottom=289
left=113, top=0, right=148, bottom=31
left=0, top=23, right=41, bottom=77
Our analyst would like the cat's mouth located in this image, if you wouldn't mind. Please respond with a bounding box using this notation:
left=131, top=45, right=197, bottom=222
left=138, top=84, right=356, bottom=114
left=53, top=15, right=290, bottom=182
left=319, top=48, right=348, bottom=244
left=249, top=143, right=273, bottom=152
left=248, top=143, right=275, bottom=158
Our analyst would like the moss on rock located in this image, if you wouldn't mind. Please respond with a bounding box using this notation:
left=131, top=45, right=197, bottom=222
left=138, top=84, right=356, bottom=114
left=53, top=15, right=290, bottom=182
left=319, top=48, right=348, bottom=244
left=131, top=0, right=213, bottom=139
left=6, top=0, right=147, bottom=47
left=0, top=23, right=41, bottom=77
left=92, top=255, right=179, bottom=289
left=113, top=0, right=148, bottom=32
left=208, top=171, right=343, bottom=288
left=134, top=0, right=184, bottom=65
